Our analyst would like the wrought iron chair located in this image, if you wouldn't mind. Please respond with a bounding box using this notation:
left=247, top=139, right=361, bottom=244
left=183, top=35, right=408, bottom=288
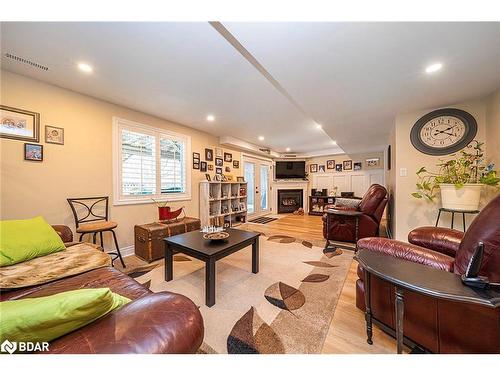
left=67, top=196, right=126, bottom=268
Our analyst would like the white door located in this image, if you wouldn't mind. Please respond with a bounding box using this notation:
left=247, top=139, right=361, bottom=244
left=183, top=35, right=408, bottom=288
left=243, top=156, right=272, bottom=218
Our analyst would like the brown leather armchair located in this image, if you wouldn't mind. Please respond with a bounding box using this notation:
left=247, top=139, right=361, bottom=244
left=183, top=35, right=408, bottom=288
left=1, top=225, right=204, bottom=354
left=322, top=184, right=388, bottom=244
left=356, top=194, right=500, bottom=353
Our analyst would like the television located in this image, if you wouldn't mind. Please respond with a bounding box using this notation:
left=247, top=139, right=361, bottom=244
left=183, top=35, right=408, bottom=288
left=275, top=161, right=306, bottom=179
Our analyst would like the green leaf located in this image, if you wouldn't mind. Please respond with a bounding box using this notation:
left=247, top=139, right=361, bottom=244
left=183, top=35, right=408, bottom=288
left=411, top=192, right=423, bottom=199
left=416, top=167, right=426, bottom=175
left=454, top=183, right=464, bottom=189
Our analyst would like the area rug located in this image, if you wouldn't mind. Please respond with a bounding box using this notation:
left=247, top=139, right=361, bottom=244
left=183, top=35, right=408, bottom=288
left=248, top=216, right=278, bottom=224
left=130, top=233, right=353, bottom=354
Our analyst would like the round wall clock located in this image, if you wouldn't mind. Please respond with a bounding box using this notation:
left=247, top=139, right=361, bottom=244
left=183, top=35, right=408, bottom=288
left=410, top=108, right=477, bottom=156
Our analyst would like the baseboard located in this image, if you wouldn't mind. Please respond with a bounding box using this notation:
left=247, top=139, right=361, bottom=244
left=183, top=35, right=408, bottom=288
left=120, top=245, right=135, bottom=258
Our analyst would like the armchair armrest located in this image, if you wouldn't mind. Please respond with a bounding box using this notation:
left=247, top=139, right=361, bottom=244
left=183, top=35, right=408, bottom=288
left=408, top=226, right=464, bottom=257
left=51, top=225, right=73, bottom=243
left=357, top=237, right=455, bottom=272
left=46, top=292, right=204, bottom=354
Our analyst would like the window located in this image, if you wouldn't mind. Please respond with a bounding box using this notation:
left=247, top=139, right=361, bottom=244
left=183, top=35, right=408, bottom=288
left=113, top=117, right=191, bottom=205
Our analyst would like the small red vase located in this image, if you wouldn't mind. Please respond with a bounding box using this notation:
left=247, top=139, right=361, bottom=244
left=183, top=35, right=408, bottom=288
left=158, top=206, right=171, bottom=221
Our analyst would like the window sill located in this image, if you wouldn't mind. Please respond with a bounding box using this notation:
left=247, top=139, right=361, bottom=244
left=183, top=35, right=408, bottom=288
left=113, top=194, right=192, bottom=206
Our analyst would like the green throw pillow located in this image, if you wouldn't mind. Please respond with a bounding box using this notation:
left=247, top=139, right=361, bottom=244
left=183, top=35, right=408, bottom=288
left=0, top=288, right=131, bottom=348
left=0, top=216, right=66, bottom=267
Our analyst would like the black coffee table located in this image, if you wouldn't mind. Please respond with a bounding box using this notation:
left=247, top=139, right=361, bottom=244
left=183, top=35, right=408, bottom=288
left=163, top=228, right=260, bottom=307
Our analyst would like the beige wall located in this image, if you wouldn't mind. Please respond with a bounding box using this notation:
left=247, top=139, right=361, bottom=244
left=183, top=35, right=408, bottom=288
left=392, top=98, right=497, bottom=240
left=0, top=71, right=242, bottom=250
left=486, top=88, right=500, bottom=168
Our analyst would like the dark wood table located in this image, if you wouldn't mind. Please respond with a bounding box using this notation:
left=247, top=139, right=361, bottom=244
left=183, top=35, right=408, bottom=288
left=325, top=209, right=364, bottom=251
left=163, top=228, right=260, bottom=307
left=356, top=249, right=500, bottom=354
left=435, top=207, right=480, bottom=232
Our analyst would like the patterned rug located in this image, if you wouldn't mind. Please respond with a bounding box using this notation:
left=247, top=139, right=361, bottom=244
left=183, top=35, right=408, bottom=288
left=248, top=216, right=278, bottom=224
left=128, top=233, right=353, bottom=354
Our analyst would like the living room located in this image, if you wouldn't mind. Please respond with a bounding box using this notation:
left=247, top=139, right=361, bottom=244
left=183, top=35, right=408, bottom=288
left=1, top=1, right=499, bottom=371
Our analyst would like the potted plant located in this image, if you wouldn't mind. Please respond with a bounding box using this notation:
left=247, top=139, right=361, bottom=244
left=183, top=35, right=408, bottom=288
left=412, top=141, right=499, bottom=210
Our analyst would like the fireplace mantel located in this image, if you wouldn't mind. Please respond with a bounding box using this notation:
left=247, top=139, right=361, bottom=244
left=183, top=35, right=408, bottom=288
left=271, top=180, right=309, bottom=213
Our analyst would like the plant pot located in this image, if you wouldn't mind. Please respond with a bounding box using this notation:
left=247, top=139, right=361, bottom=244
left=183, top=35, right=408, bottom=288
left=158, top=206, right=171, bottom=221
left=439, top=184, right=483, bottom=211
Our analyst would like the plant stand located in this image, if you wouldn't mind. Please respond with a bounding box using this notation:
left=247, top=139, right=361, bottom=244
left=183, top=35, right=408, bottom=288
left=435, top=207, right=480, bottom=232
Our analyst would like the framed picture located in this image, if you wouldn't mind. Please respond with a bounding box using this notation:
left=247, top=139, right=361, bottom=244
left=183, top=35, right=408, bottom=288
left=1, top=105, right=40, bottom=142
left=237, top=176, right=245, bottom=182
left=343, top=160, right=353, bottom=170
left=310, top=164, right=318, bottom=173
left=205, top=173, right=211, bottom=181
left=215, top=158, right=223, bottom=167
left=216, top=167, right=222, bottom=175
left=215, top=148, right=223, bottom=158
left=327, top=160, right=335, bottom=169
left=205, top=148, right=213, bottom=161
left=24, top=143, right=43, bottom=161
left=193, top=160, right=200, bottom=170
left=366, top=158, right=380, bottom=167
left=387, top=145, right=391, bottom=170
left=208, top=164, right=214, bottom=171
left=200, top=161, right=207, bottom=172
left=335, top=164, right=343, bottom=172
left=318, top=165, right=326, bottom=173
left=233, top=160, right=239, bottom=168
left=45, top=125, right=64, bottom=145
left=224, top=152, right=232, bottom=162
left=225, top=166, right=231, bottom=173
left=193, top=152, right=200, bottom=162
left=354, top=162, right=362, bottom=171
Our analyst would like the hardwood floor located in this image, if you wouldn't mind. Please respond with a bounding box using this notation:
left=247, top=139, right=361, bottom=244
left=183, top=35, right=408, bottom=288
left=257, top=213, right=399, bottom=354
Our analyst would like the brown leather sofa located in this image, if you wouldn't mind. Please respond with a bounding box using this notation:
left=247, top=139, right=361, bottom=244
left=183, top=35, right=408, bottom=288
left=322, top=184, right=388, bottom=244
left=356, top=195, right=500, bottom=353
left=1, top=225, right=204, bottom=354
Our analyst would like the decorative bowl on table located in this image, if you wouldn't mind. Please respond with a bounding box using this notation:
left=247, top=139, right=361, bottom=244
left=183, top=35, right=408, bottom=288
left=203, top=231, right=230, bottom=241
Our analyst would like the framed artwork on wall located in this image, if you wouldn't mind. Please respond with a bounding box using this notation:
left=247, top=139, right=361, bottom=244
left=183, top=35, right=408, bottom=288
left=318, top=165, right=326, bottom=173
left=208, top=164, right=214, bottom=171
left=335, top=164, right=342, bottom=172
left=225, top=166, right=231, bottom=172
left=310, top=164, right=318, bottom=173
left=45, top=125, right=64, bottom=145
left=1, top=105, right=40, bottom=142
left=354, top=162, right=362, bottom=171
left=224, top=152, right=232, bottom=162
left=233, top=160, right=239, bottom=168
left=205, top=148, right=213, bottom=161
left=327, top=160, right=335, bottom=169
left=205, top=174, right=211, bottom=181
left=200, top=161, right=207, bottom=172
left=24, top=143, right=43, bottom=161
left=343, top=160, right=353, bottom=170
left=193, top=152, right=200, bottom=161
left=215, top=148, right=223, bottom=158
left=193, top=160, right=200, bottom=169
left=216, top=167, right=222, bottom=175
left=215, top=158, right=223, bottom=166
left=366, top=158, right=380, bottom=167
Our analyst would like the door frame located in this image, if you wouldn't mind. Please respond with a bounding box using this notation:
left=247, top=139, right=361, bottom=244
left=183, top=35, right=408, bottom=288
left=242, top=154, right=273, bottom=219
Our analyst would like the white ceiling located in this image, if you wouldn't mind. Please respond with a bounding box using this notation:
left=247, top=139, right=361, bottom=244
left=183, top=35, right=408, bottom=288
left=1, top=22, right=499, bottom=155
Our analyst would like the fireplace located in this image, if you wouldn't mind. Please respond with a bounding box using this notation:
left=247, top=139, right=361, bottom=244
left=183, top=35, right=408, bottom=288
left=277, top=189, right=303, bottom=213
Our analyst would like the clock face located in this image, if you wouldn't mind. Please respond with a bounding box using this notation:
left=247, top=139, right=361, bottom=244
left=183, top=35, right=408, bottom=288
left=410, top=108, right=477, bottom=156
left=419, top=116, right=466, bottom=149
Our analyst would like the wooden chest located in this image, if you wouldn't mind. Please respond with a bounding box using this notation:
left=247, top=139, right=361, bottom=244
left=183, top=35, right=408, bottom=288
left=134, top=217, right=201, bottom=262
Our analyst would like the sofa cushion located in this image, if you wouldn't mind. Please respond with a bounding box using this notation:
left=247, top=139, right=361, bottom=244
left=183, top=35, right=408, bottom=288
left=0, top=216, right=66, bottom=267
left=0, top=288, right=130, bottom=346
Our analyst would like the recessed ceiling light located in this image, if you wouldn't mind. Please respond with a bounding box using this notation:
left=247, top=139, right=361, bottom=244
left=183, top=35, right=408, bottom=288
left=77, top=62, right=93, bottom=73
left=316, top=124, right=322, bottom=130
left=331, top=140, right=337, bottom=145
left=425, top=63, right=443, bottom=74
left=286, top=147, right=291, bottom=152
left=258, top=136, right=265, bottom=141
left=206, top=115, right=215, bottom=122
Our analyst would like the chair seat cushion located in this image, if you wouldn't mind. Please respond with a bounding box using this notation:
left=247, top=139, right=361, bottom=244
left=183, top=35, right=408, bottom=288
left=77, top=221, right=117, bottom=233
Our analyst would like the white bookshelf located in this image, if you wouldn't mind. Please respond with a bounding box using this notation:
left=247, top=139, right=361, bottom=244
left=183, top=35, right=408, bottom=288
left=199, top=181, right=248, bottom=228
